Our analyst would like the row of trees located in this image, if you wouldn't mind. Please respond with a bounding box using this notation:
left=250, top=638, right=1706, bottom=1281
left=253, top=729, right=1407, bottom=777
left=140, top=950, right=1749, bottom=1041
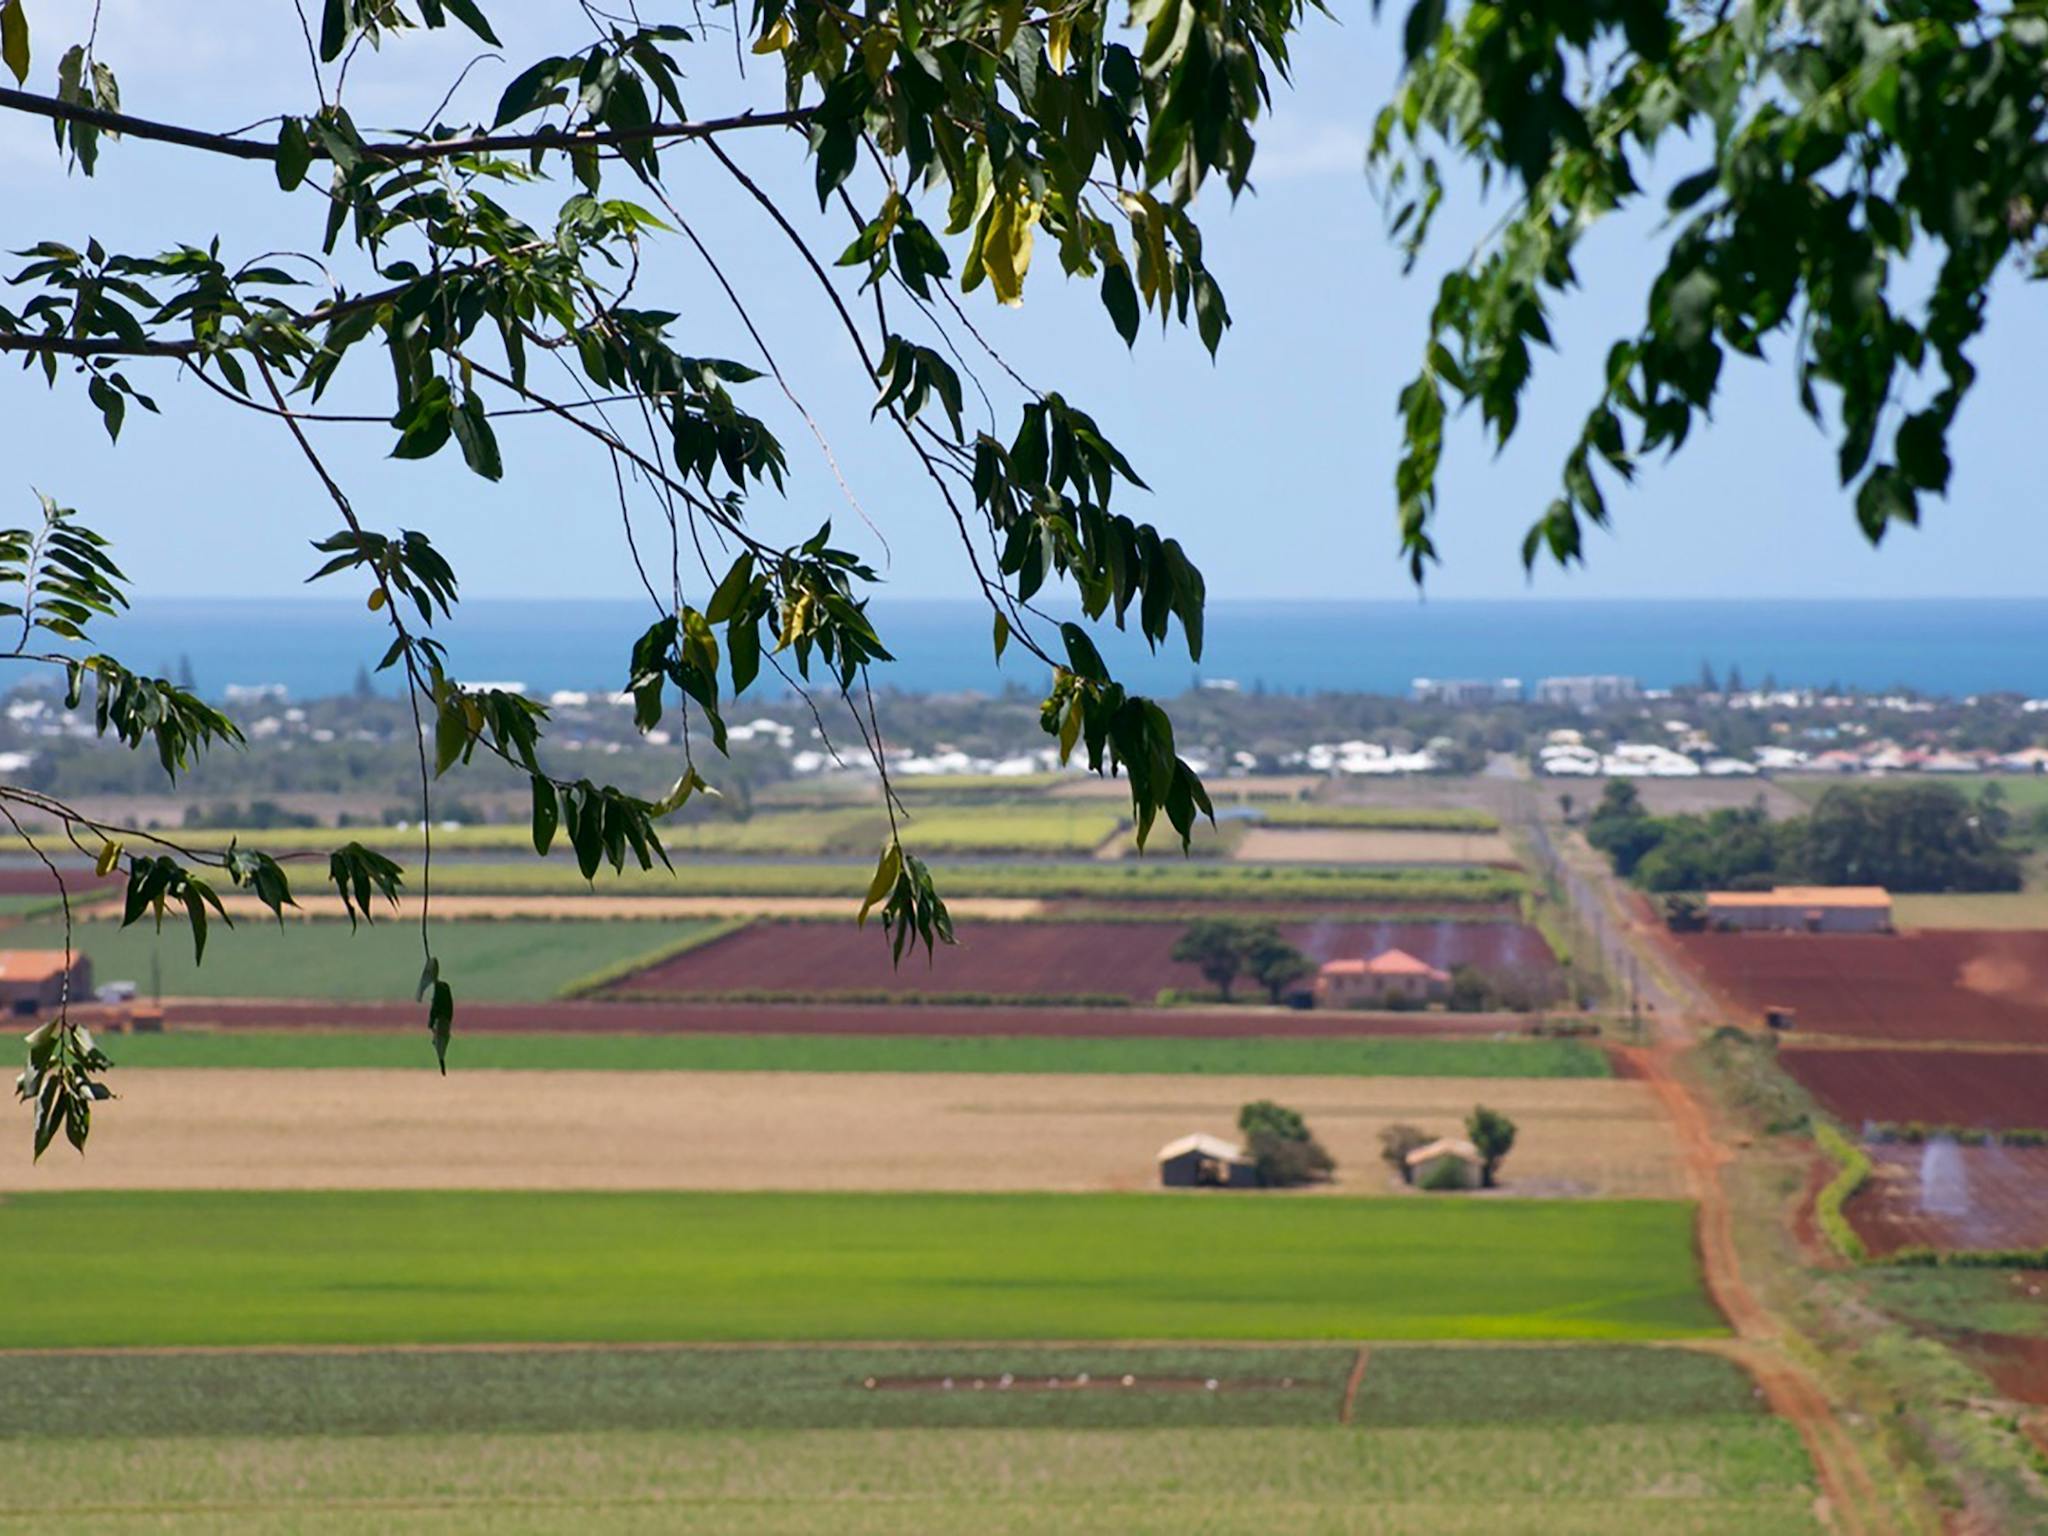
left=1170, top=919, right=1312, bottom=1003
left=1237, top=1100, right=1334, bottom=1188
left=1586, top=782, right=2021, bottom=895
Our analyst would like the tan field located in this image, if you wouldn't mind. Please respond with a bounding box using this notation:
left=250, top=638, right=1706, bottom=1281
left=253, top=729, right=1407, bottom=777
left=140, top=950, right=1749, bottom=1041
left=1231, top=828, right=1518, bottom=865
left=4, top=1071, right=1682, bottom=1198
left=76, top=893, right=1048, bottom=923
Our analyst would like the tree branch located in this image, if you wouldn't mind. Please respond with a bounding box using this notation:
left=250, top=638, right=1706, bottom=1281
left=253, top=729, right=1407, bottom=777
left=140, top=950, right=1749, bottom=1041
left=0, top=86, right=809, bottom=168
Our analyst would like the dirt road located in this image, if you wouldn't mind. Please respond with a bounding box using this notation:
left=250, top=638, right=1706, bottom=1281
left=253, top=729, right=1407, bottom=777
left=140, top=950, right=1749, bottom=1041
left=1518, top=786, right=1896, bottom=1536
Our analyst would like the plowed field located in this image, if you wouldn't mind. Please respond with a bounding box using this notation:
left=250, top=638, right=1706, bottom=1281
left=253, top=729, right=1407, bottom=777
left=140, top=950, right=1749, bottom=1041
left=1780, top=1048, right=2048, bottom=1130
left=157, top=997, right=1541, bottom=1039
left=1846, top=1144, right=2048, bottom=1256
left=0, top=1070, right=1682, bottom=1198
left=1676, top=930, right=2048, bottom=1043
left=604, top=918, right=1558, bottom=1001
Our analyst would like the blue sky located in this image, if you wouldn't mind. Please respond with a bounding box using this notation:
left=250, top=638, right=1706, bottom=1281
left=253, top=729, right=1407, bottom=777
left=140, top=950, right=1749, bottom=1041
left=4, top=0, right=2044, bottom=605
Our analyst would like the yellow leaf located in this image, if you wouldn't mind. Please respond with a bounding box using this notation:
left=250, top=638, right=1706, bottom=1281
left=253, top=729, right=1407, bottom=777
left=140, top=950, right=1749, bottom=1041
left=0, top=0, right=27, bottom=88
left=94, top=840, right=122, bottom=878
left=752, top=16, right=792, bottom=53
left=1047, top=16, right=1072, bottom=73
left=367, top=587, right=387, bottom=611
left=981, top=192, right=1040, bottom=307
left=857, top=842, right=902, bottom=928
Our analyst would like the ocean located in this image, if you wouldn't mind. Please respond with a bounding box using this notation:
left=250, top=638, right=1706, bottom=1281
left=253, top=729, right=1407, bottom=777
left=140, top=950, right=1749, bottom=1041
left=84, top=597, right=2048, bottom=703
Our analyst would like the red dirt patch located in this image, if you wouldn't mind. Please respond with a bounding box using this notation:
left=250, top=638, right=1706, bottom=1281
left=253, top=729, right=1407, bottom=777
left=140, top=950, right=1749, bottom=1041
left=1780, top=1048, right=2048, bottom=1130
left=1674, top=930, right=2048, bottom=1044
left=602, top=918, right=1558, bottom=1002
left=1846, top=1144, right=2048, bottom=1257
left=1950, top=1332, right=2048, bottom=1406
left=158, top=997, right=1545, bottom=1039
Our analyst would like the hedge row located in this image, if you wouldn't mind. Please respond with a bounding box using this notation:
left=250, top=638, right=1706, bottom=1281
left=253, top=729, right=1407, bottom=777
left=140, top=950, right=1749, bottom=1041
left=1813, top=1122, right=1872, bottom=1264
left=1866, top=1123, right=2048, bottom=1147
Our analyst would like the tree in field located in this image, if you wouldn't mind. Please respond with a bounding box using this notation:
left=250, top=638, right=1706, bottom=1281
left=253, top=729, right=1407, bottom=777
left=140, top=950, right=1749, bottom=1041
left=1172, top=918, right=1252, bottom=1002
left=1465, top=1105, right=1516, bottom=1190
left=1238, top=1098, right=1334, bottom=1187
left=1243, top=925, right=1313, bottom=1004
left=1556, top=792, right=1574, bottom=825
left=1379, top=1122, right=1429, bottom=1185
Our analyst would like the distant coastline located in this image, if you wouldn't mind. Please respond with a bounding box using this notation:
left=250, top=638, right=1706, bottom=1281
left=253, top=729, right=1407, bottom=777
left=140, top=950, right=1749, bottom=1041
left=87, top=595, right=2048, bottom=703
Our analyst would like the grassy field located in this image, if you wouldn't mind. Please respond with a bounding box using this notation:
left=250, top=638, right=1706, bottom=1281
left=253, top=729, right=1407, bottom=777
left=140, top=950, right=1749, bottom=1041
left=101, top=1030, right=1614, bottom=1077
left=1894, top=890, right=2048, bottom=929
left=20, top=803, right=1127, bottom=859
left=0, top=1422, right=1823, bottom=1535
left=1859, top=1268, right=2048, bottom=1339
left=1253, top=804, right=1499, bottom=831
left=421, top=860, right=1528, bottom=904
left=1779, top=773, right=2048, bottom=811
left=0, top=1191, right=1721, bottom=1347
left=0, top=1343, right=1757, bottom=1437
left=2, top=918, right=725, bottom=1001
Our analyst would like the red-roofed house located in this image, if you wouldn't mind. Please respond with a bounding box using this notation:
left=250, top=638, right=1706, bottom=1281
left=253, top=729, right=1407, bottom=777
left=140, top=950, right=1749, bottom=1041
left=1314, top=948, right=1451, bottom=1009
left=0, top=950, right=91, bottom=1018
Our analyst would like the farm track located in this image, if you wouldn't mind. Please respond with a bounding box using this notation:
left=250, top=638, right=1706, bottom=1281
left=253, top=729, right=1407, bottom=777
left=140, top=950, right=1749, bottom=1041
left=151, top=997, right=1548, bottom=1039
left=1539, top=809, right=1895, bottom=1536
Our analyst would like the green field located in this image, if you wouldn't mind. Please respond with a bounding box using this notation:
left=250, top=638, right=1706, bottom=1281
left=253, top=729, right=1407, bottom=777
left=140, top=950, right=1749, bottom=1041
left=102, top=1030, right=1613, bottom=1076
left=1893, top=890, right=2048, bottom=929
left=1254, top=804, right=1500, bottom=831
left=0, top=1343, right=1759, bottom=1438
left=1860, top=1268, right=2048, bottom=1339
left=3, top=918, right=725, bottom=1001
left=0, top=1421, right=1822, bottom=1535
left=17, top=802, right=1127, bottom=859
left=1780, top=773, right=2048, bottom=811
left=0, top=1191, right=1722, bottom=1348
left=423, top=859, right=1528, bottom=903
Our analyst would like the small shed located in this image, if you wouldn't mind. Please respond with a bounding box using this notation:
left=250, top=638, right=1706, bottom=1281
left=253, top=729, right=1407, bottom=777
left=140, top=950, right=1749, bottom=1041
left=1314, top=948, right=1452, bottom=1009
left=1405, top=1136, right=1482, bottom=1190
left=0, top=950, right=91, bottom=1018
left=1157, top=1133, right=1260, bottom=1189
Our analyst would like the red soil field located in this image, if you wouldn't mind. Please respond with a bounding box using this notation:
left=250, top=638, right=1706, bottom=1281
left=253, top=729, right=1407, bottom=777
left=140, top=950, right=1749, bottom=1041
left=603, top=918, right=1558, bottom=1002
left=1780, top=1048, right=2048, bottom=1131
left=158, top=997, right=1541, bottom=1039
left=1675, top=931, right=2048, bottom=1044
left=1846, top=1143, right=2048, bottom=1256
left=1956, top=1331, right=2048, bottom=1406
left=0, top=866, right=117, bottom=897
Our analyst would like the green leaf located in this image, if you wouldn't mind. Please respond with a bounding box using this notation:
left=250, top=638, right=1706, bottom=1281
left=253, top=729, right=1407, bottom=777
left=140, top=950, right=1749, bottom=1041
left=276, top=118, right=313, bottom=192
left=530, top=774, right=559, bottom=856
left=1101, top=263, right=1139, bottom=347
left=449, top=389, right=503, bottom=481
left=439, top=0, right=500, bottom=46
left=433, top=697, right=468, bottom=777
left=992, top=610, right=1010, bottom=662
left=428, top=979, right=454, bottom=1072
left=1402, top=0, right=1444, bottom=61
left=319, top=0, right=348, bottom=61
left=0, top=0, right=28, bottom=87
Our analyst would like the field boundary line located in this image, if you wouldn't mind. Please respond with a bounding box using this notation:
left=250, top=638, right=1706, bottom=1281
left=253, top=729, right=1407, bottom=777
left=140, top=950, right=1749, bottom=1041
left=0, top=1336, right=1711, bottom=1361
left=1337, top=1345, right=1370, bottom=1424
